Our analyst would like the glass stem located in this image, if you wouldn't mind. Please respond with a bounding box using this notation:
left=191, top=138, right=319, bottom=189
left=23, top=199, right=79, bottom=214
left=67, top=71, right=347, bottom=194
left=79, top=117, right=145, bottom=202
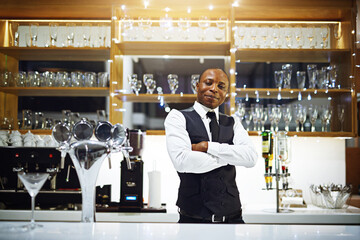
left=31, top=196, right=35, bottom=228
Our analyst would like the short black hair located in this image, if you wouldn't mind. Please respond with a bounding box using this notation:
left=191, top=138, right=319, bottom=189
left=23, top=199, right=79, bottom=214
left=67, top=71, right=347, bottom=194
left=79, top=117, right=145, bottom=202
left=199, top=68, right=229, bottom=82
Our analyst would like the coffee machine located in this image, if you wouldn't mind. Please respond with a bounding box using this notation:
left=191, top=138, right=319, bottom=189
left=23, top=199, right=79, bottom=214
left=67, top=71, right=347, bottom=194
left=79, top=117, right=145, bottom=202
left=0, top=146, right=81, bottom=210
left=119, top=129, right=144, bottom=211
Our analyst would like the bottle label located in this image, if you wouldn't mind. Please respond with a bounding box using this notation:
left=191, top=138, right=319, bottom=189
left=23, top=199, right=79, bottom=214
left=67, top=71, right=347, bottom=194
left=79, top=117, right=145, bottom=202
left=262, top=141, right=270, bottom=153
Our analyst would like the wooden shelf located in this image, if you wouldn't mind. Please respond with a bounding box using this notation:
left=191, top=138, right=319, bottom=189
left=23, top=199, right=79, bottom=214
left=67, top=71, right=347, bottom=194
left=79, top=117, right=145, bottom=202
left=235, top=88, right=352, bottom=99
left=116, top=42, right=230, bottom=56
left=0, top=47, right=110, bottom=61
left=235, top=49, right=350, bottom=63
left=117, top=93, right=197, bottom=103
left=248, top=131, right=355, bottom=137
left=0, top=87, right=109, bottom=97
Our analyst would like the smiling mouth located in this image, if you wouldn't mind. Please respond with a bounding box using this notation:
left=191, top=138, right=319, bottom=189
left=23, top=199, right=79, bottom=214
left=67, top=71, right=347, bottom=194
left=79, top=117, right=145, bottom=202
left=204, top=95, right=219, bottom=101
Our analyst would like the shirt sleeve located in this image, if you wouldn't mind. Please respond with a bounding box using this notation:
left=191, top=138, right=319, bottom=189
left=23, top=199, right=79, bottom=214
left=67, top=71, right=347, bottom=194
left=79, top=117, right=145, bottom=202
left=206, top=116, right=258, bottom=168
left=164, top=109, right=227, bottom=174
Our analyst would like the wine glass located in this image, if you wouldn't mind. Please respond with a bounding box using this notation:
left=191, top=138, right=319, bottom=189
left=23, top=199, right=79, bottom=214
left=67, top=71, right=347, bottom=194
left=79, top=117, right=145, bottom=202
left=49, top=23, right=59, bottom=47
left=128, top=74, right=142, bottom=95
left=10, top=22, right=19, bottom=46
left=320, top=25, right=329, bottom=49
left=294, top=26, right=303, bottom=48
left=160, top=16, right=173, bottom=40
left=235, top=101, right=246, bottom=121
left=214, top=16, right=227, bottom=41
left=281, top=64, right=292, bottom=89
left=320, top=105, right=332, bottom=132
left=82, top=23, right=91, bottom=47
left=178, top=18, right=191, bottom=40
left=282, top=105, right=292, bottom=132
left=66, top=23, right=76, bottom=47
left=198, top=16, right=210, bottom=41
left=260, top=107, right=268, bottom=131
left=283, top=25, right=292, bottom=48
left=267, top=104, right=276, bottom=131
left=244, top=108, right=253, bottom=131
left=29, top=23, right=39, bottom=47
left=306, top=26, right=316, bottom=49
left=191, top=74, right=199, bottom=94
left=334, top=23, right=342, bottom=48
left=272, top=105, right=282, bottom=132
left=337, top=105, right=345, bottom=132
left=307, top=64, right=317, bottom=89
left=97, top=24, right=107, bottom=47
left=308, top=104, right=318, bottom=132
left=143, top=74, right=156, bottom=94
left=271, top=25, right=281, bottom=48
left=139, top=16, right=153, bottom=40
left=17, top=172, right=49, bottom=230
left=249, top=26, right=259, bottom=48
left=234, top=26, right=246, bottom=48
left=260, top=25, right=268, bottom=48
left=167, top=74, right=179, bottom=94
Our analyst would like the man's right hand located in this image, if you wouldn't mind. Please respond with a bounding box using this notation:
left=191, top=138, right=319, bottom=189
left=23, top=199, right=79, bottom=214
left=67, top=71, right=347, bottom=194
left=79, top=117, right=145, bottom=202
left=191, top=141, right=208, bottom=153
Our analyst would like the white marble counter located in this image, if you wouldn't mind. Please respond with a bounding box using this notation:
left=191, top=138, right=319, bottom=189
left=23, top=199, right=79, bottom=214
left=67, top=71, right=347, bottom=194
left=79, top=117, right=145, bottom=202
left=0, top=222, right=359, bottom=240
left=1, top=204, right=359, bottom=224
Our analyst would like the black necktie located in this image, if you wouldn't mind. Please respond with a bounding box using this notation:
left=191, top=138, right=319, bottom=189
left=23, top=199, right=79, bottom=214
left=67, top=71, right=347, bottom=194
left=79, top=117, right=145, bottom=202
left=206, top=111, right=219, bottom=142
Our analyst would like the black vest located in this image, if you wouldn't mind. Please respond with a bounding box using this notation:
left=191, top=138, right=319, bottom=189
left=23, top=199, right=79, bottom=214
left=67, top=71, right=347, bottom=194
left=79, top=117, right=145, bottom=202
left=177, top=108, right=241, bottom=217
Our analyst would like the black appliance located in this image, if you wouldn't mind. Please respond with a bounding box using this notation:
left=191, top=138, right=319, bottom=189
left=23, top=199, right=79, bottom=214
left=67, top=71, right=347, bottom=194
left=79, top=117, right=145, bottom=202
left=119, top=129, right=144, bottom=211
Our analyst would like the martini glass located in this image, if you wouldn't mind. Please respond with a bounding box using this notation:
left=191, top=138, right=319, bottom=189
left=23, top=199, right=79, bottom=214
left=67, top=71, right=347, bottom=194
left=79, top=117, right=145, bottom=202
left=18, top=172, right=49, bottom=230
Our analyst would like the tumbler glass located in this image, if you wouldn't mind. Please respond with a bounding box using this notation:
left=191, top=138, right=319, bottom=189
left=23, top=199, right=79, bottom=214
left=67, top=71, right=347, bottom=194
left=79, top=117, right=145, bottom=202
left=281, top=64, right=292, bottom=89
left=97, top=72, right=109, bottom=87
left=84, top=72, right=97, bottom=87
left=307, top=64, right=317, bottom=89
left=57, top=71, right=70, bottom=87
left=22, top=110, right=33, bottom=129
left=296, top=71, right=306, bottom=89
left=274, top=70, right=283, bottom=88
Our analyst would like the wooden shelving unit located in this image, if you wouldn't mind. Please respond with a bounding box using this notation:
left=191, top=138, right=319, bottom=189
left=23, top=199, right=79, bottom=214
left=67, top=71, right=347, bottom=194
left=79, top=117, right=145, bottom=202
left=0, top=87, right=109, bottom=97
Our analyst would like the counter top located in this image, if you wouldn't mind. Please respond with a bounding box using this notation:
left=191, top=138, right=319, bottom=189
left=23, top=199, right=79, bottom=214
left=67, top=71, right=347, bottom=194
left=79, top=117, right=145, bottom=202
left=0, top=222, right=359, bottom=240
left=1, top=205, right=360, bottom=225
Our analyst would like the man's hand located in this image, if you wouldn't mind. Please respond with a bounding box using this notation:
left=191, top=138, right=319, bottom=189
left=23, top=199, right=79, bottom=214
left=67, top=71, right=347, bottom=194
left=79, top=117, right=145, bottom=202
left=191, top=141, right=208, bottom=153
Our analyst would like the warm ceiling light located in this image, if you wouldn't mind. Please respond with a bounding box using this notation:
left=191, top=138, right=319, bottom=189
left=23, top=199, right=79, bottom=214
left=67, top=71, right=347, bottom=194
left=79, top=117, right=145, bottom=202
left=232, top=2, right=239, bottom=7
left=187, top=7, right=191, bottom=14
left=209, top=5, right=214, bottom=10
left=165, top=7, right=171, bottom=12
left=121, top=5, right=126, bottom=10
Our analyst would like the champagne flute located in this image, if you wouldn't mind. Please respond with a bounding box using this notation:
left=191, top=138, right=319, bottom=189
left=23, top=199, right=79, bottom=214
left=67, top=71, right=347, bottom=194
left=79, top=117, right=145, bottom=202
left=271, top=25, right=281, bottom=48
left=260, top=25, right=268, bottom=48
left=235, top=101, right=246, bottom=121
left=82, top=23, right=91, bottom=47
left=198, top=16, right=210, bottom=41
left=284, top=25, right=292, bottom=48
left=244, top=108, right=253, bottom=131
left=337, top=105, right=345, bottom=131
left=272, top=105, right=282, bottom=132
left=235, top=25, right=246, bottom=48
left=17, top=172, right=49, bottom=230
left=320, top=25, right=329, bottom=49
left=178, top=18, right=191, bottom=40
left=308, top=104, right=318, bottom=132
left=307, top=26, right=316, bottom=49
left=214, top=16, right=227, bottom=41
left=139, top=16, right=153, bottom=40
left=282, top=105, right=292, bottom=132
left=294, top=26, right=303, bottom=48
left=66, top=23, right=76, bottom=47
left=160, top=16, right=173, bottom=40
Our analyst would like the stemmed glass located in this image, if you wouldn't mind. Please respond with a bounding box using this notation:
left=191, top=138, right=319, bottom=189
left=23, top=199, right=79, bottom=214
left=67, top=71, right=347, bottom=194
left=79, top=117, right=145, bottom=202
left=321, top=105, right=332, bottom=132
left=260, top=107, right=268, bottom=131
left=160, top=16, right=173, bottom=40
left=143, top=74, right=156, bottom=94
left=267, top=104, right=275, bottom=131
left=167, top=74, right=179, bottom=94
left=17, top=172, right=49, bottom=230
left=244, top=108, right=253, bottom=131
left=191, top=74, right=199, bottom=93
left=273, top=105, right=282, bottom=132
left=295, top=104, right=306, bottom=132
left=178, top=18, right=191, bottom=40
left=320, top=25, right=329, bottom=49
left=215, top=17, right=227, bottom=41
left=66, top=23, right=76, bottom=47
left=308, top=104, right=318, bottom=132
left=260, top=26, right=268, bottom=48
left=294, top=26, right=303, bottom=48
left=49, top=23, right=59, bottom=47
left=307, top=26, right=316, bottom=49
left=271, top=25, right=281, bottom=48
left=284, top=25, right=292, bottom=48
left=10, top=22, right=19, bottom=46
left=198, top=16, right=210, bottom=41
left=139, top=17, right=153, bottom=40
left=307, top=64, right=317, bottom=89
left=337, top=105, right=345, bottom=132
left=282, top=105, right=292, bottom=132
left=249, top=26, right=258, bottom=48
left=29, top=23, right=39, bottom=47
left=251, top=104, right=259, bottom=131
left=82, top=23, right=91, bottom=47
left=128, top=74, right=142, bottom=95
left=334, top=23, right=342, bottom=48
left=234, top=25, right=246, bottom=48
left=281, top=64, right=292, bottom=89
left=98, top=24, right=107, bottom=47
left=235, top=101, right=246, bottom=122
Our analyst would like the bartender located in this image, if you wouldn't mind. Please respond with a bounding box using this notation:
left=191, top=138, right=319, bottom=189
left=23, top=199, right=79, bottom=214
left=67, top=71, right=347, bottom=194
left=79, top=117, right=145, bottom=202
left=164, top=68, right=258, bottom=223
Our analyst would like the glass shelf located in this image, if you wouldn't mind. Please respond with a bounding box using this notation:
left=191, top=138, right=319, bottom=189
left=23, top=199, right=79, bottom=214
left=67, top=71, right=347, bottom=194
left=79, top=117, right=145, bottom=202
left=0, top=87, right=109, bottom=97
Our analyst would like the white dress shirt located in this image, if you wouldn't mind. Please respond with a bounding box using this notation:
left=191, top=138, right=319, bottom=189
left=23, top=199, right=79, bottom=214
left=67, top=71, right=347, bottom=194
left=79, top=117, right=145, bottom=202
left=164, top=101, right=258, bottom=174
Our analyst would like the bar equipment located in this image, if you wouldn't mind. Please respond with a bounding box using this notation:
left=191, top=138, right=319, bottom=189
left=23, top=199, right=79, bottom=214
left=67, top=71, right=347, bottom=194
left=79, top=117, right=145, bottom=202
left=262, top=130, right=293, bottom=213
left=119, top=129, right=145, bottom=210
left=52, top=120, right=132, bottom=222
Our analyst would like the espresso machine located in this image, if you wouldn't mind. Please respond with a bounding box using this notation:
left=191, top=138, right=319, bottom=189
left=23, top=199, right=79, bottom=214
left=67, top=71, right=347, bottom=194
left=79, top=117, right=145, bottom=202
left=0, top=146, right=81, bottom=210
left=119, top=129, right=144, bottom=211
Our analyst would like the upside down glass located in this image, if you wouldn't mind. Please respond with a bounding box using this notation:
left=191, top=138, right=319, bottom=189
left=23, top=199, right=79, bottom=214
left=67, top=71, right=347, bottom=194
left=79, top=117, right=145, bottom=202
left=191, top=74, right=200, bottom=94
left=167, top=74, right=179, bottom=94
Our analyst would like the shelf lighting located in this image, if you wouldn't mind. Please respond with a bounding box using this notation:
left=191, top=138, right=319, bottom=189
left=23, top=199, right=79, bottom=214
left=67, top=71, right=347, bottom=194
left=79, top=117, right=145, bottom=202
left=144, top=1, right=149, bottom=9
left=209, top=5, right=214, bottom=11
left=232, top=1, right=239, bottom=7
left=234, top=20, right=340, bottom=24
left=121, top=5, right=126, bottom=11
left=187, top=7, right=191, bottom=14
left=307, top=93, right=312, bottom=101
left=115, top=108, right=126, bottom=112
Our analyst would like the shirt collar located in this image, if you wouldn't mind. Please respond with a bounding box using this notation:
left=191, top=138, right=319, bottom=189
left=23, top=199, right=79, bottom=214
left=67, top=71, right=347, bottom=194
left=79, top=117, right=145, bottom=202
left=194, top=101, right=219, bottom=120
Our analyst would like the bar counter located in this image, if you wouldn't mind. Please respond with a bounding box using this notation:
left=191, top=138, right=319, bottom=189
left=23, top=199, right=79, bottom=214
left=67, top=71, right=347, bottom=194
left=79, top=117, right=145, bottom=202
left=0, top=221, right=359, bottom=240
left=1, top=204, right=359, bottom=224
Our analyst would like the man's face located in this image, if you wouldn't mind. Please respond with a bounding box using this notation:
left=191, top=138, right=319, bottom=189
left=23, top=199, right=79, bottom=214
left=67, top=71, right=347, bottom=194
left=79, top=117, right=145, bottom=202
left=196, top=69, right=229, bottom=109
